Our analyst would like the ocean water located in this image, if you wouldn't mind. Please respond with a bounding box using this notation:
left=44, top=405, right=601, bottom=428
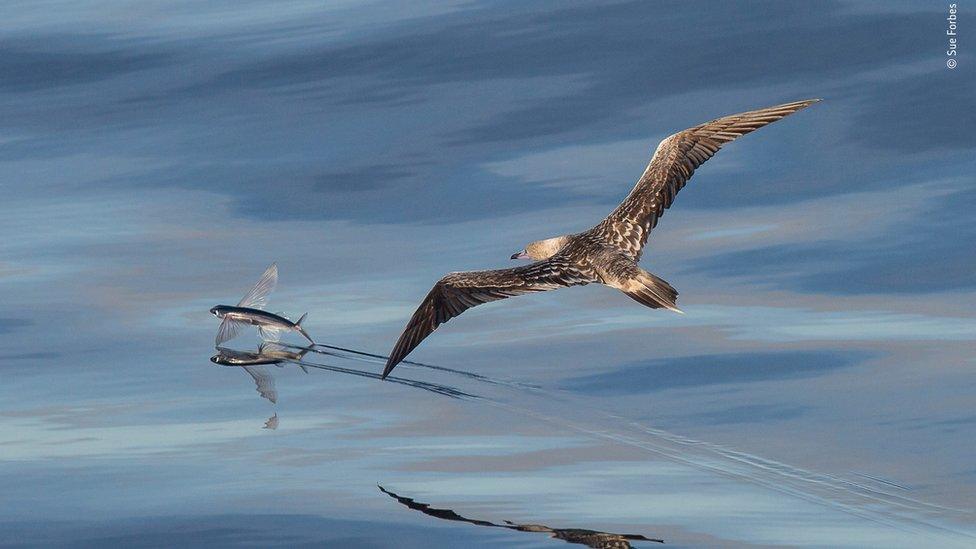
left=2, top=1, right=974, bottom=547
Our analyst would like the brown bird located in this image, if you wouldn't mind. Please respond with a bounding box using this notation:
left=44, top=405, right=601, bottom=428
left=383, top=99, right=820, bottom=378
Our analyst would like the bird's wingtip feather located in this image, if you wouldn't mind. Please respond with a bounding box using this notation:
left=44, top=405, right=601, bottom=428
left=381, top=361, right=395, bottom=380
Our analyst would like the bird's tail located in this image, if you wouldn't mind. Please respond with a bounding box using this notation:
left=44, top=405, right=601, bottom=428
left=294, top=312, right=315, bottom=344
left=621, top=270, right=683, bottom=314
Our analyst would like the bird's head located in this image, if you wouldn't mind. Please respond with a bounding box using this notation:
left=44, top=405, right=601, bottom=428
left=511, top=235, right=571, bottom=261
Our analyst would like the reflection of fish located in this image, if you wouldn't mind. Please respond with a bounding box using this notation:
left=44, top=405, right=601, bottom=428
left=238, top=365, right=276, bottom=404
left=258, top=343, right=312, bottom=373
left=383, top=100, right=819, bottom=377
left=210, top=344, right=311, bottom=404
left=210, top=263, right=314, bottom=346
left=378, top=486, right=662, bottom=547
left=263, top=413, right=279, bottom=430
left=210, top=343, right=311, bottom=366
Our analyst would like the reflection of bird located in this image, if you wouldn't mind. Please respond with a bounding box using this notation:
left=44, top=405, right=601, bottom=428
left=383, top=99, right=819, bottom=377
left=378, top=486, right=662, bottom=547
left=210, top=263, right=314, bottom=346
left=263, top=413, right=279, bottom=430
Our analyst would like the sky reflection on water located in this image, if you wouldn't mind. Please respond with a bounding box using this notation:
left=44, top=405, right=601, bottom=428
left=2, top=1, right=975, bottom=547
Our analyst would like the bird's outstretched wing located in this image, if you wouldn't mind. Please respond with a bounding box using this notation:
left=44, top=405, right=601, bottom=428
left=599, top=99, right=820, bottom=258
left=238, top=262, right=278, bottom=309
left=383, top=257, right=594, bottom=378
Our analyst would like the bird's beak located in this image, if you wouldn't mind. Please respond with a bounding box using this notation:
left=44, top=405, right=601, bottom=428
left=511, top=249, right=529, bottom=260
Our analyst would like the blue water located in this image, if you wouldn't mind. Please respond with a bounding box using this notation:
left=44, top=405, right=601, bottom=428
left=2, top=1, right=975, bottom=547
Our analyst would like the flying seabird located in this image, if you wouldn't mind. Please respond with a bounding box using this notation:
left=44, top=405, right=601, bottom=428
left=382, top=99, right=820, bottom=378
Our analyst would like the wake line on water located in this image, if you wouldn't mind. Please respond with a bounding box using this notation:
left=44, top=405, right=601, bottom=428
left=475, top=388, right=976, bottom=543
left=491, top=399, right=975, bottom=543
left=303, top=343, right=540, bottom=390
left=284, top=342, right=976, bottom=543
left=282, top=356, right=480, bottom=400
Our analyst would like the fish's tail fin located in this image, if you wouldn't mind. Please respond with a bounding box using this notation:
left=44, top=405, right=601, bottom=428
left=621, top=270, right=683, bottom=314
left=294, top=312, right=315, bottom=344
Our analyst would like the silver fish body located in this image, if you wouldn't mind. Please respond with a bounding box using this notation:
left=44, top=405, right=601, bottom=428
left=210, top=263, right=315, bottom=345
left=212, top=305, right=303, bottom=333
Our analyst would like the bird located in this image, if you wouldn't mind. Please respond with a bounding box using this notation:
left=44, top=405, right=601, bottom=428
left=210, top=263, right=315, bottom=346
left=382, top=99, right=820, bottom=378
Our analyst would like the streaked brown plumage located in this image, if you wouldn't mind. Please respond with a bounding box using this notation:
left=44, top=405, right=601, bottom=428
left=383, top=99, right=820, bottom=378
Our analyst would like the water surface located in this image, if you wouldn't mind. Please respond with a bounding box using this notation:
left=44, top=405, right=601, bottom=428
left=2, top=1, right=975, bottom=547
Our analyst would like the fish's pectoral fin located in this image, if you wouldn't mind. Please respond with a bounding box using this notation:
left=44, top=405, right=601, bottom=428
left=258, top=325, right=282, bottom=342
left=259, top=342, right=287, bottom=354
left=243, top=365, right=277, bottom=404
left=215, top=317, right=246, bottom=345
left=237, top=263, right=278, bottom=310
